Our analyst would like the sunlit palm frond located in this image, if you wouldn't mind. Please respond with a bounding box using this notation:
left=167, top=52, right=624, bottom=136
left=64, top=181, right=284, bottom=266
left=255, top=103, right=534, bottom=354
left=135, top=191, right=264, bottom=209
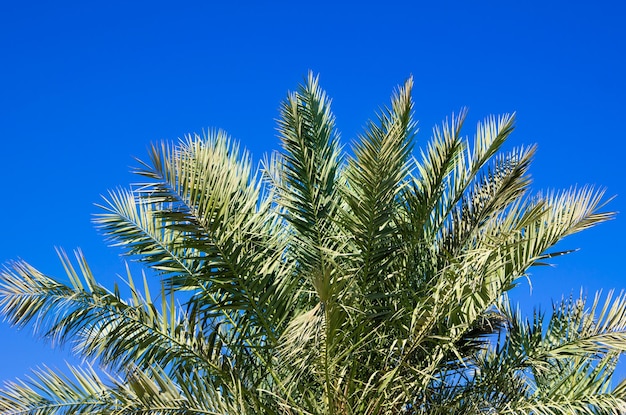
left=0, top=250, right=224, bottom=378
left=440, top=145, right=535, bottom=256
left=122, top=131, right=267, bottom=287
left=407, top=112, right=516, bottom=240
left=0, top=363, right=259, bottom=415
left=98, top=131, right=295, bottom=367
left=408, top=110, right=467, bottom=235
left=95, top=188, right=203, bottom=277
left=469, top=292, right=626, bottom=415
left=275, top=72, right=343, bottom=279
left=0, top=365, right=119, bottom=415
left=342, top=77, right=415, bottom=287
left=532, top=291, right=626, bottom=366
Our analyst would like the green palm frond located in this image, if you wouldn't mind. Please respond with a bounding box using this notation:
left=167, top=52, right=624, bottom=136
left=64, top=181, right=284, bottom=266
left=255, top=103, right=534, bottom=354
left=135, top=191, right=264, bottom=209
left=462, top=292, right=626, bottom=415
left=407, top=110, right=467, bottom=234
left=274, top=72, right=343, bottom=281
left=97, top=131, right=296, bottom=366
left=100, top=130, right=267, bottom=286
left=0, top=250, right=223, bottom=377
left=96, top=188, right=203, bottom=277
left=0, top=365, right=118, bottom=415
left=440, top=145, right=535, bottom=255
left=534, top=291, right=626, bottom=364
left=407, top=112, right=516, bottom=240
left=0, top=363, right=259, bottom=415
left=342, top=77, right=415, bottom=292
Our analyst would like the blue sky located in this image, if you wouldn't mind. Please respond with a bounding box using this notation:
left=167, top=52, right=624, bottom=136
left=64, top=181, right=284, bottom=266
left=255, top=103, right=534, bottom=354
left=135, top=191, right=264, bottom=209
left=0, top=0, right=625, bottom=382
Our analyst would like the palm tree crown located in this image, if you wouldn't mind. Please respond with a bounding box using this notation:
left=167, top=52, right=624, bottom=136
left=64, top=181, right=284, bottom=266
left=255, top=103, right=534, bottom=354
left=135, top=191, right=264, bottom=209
left=0, top=73, right=624, bottom=414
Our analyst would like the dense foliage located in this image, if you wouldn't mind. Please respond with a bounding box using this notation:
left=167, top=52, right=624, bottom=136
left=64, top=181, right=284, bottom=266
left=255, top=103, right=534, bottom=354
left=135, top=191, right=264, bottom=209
left=1, top=74, right=625, bottom=414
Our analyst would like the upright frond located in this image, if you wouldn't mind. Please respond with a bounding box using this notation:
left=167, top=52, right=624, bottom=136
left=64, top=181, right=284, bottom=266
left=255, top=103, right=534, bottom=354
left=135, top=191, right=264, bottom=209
left=342, top=77, right=416, bottom=279
left=274, top=72, right=342, bottom=282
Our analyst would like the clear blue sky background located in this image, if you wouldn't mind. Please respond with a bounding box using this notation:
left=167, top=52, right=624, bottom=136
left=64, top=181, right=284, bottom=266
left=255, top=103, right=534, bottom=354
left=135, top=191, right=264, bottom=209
left=1, top=0, right=625, bottom=383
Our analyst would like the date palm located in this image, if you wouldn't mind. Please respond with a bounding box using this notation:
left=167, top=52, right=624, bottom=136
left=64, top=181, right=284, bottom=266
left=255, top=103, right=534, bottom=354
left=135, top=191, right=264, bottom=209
left=1, top=73, right=625, bottom=414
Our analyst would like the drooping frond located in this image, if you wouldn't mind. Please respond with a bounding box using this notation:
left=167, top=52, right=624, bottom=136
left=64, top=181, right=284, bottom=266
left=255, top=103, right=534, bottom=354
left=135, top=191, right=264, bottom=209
left=0, top=363, right=258, bottom=415
left=0, top=365, right=119, bottom=415
left=0, top=250, right=222, bottom=378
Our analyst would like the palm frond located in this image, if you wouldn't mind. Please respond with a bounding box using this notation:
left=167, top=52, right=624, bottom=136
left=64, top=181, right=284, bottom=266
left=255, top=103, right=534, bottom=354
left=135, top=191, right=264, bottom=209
left=102, top=131, right=266, bottom=287
left=95, top=188, right=203, bottom=277
left=274, top=72, right=343, bottom=285
left=0, top=250, right=224, bottom=377
left=341, top=77, right=416, bottom=290
left=440, top=145, right=535, bottom=255
left=0, top=365, right=118, bottom=415
left=0, top=363, right=261, bottom=415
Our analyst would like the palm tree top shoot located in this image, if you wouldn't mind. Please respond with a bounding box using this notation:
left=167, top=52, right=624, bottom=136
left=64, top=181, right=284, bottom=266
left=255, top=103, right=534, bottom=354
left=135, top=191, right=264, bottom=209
left=1, top=73, right=624, bottom=414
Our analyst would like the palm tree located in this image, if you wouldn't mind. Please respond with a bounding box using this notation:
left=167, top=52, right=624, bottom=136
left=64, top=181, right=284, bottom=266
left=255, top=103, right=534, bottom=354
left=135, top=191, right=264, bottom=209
left=0, top=73, right=625, bottom=414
